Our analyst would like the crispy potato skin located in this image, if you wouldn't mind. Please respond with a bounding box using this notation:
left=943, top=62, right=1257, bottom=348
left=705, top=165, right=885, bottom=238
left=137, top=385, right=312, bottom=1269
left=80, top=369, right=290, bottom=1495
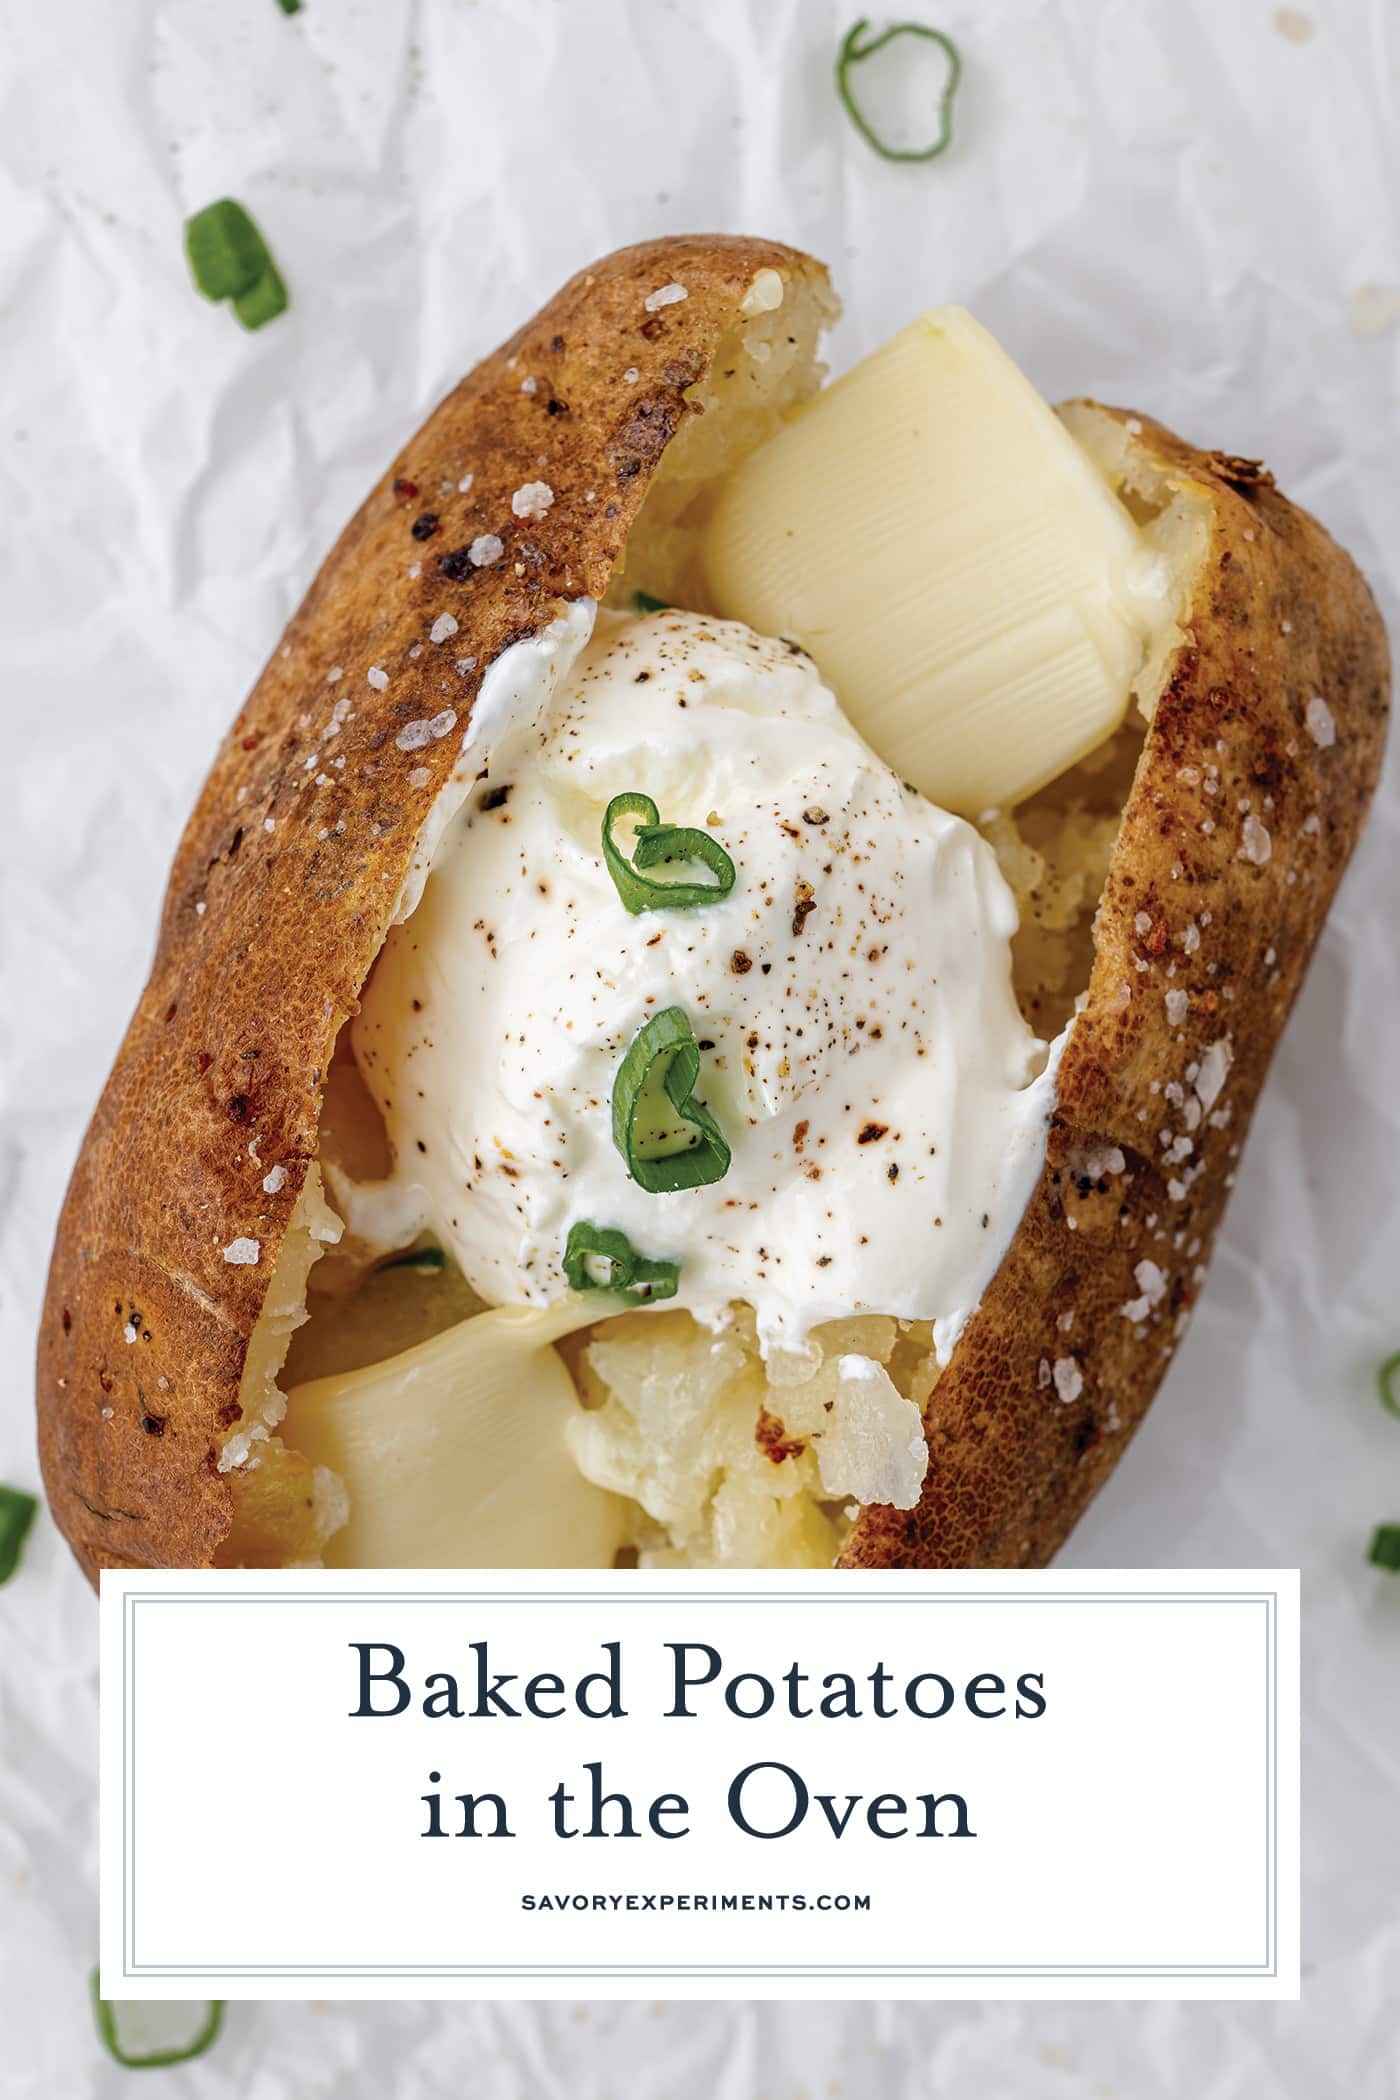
left=843, top=422, right=1389, bottom=1567
left=37, top=247, right=1389, bottom=1582
left=37, top=235, right=823, bottom=1581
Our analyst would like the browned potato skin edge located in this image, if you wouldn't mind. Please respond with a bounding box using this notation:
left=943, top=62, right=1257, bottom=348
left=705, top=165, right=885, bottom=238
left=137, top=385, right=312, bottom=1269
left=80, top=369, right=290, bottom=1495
left=36, top=234, right=822, bottom=1582
left=844, top=425, right=1389, bottom=1567
left=35, top=242, right=1389, bottom=1583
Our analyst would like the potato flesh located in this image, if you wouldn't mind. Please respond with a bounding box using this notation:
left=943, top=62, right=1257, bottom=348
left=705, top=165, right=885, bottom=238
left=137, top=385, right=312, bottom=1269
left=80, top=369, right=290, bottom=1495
left=702, top=307, right=1164, bottom=817
left=566, top=1308, right=941, bottom=1570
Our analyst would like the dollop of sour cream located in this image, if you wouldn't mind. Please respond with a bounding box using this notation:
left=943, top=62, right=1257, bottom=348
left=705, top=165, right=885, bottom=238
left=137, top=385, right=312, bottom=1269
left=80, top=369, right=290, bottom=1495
left=352, top=606, right=1063, bottom=1360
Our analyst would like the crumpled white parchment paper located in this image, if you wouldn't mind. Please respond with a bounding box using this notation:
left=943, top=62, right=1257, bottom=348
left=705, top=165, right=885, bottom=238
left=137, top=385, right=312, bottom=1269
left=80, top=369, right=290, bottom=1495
left=2, top=0, right=1398, bottom=2091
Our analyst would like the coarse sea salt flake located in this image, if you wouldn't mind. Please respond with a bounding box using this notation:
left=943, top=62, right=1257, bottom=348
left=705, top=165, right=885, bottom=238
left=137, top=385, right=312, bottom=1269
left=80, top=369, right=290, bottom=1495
left=1165, top=988, right=1189, bottom=1026
left=740, top=268, right=784, bottom=317
left=262, top=1164, right=287, bottom=1195
left=430, top=612, right=459, bottom=644
left=367, top=665, right=389, bottom=690
left=1305, top=696, right=1336, bottom=747
left=1195, top=1038, right=1232, bottom=1111
left=1121, top=1259, right=1168, bottom=1325
left=1052, top=1358, right=1083, bottom=1403
left=223, top=1237, right=260, bottom=1266
left=1076, top=1143, right=1125, bottom=1180
left=644, top=282, right=688, bottom=313
left=469, top=535, right=503, bottom=566
left=396, top=710, right=457, bottom=754
left=511, top=480, right=554, bottom=520
left=1239, top=813, right=1272, bottom=864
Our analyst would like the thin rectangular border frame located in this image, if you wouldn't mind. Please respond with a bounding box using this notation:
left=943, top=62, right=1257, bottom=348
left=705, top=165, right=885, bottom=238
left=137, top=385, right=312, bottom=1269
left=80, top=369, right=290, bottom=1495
left=118, top=1585, right=1281, bottom=1982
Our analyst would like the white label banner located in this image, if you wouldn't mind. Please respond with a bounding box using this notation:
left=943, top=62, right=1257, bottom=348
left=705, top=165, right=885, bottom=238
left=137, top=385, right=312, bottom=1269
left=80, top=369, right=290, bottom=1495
left=99, top=1569, right=1297, bottom=2000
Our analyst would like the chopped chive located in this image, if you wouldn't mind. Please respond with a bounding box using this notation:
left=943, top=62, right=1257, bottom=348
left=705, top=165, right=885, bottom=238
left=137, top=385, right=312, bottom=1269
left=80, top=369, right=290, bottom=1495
left=184, top=201, right=288, bottom=331
left=632, top=590, right=671, bottom=613
left=836, top=19, right=961, bottom=164
left=185, top=200, right=267, bottom=302
left=233, top=263, right=289, bottom=331
left=90, top=1972, right=225, bottom=2069
left=562, top=1222, right=680, bottom=1307
left=277, top=0, right=303, bottom=12
left=602, top=792, right=736, bottom=915
left=377, top=1244, right=447, bottom=1275
left=0, top=1487, right=37, bottom=1586
left=1369, top=1523, right=1400, bottom=1573
left=612, top=1006, right=731, bottom=1194
left=1378, top=1351, right=1400, bottom=1421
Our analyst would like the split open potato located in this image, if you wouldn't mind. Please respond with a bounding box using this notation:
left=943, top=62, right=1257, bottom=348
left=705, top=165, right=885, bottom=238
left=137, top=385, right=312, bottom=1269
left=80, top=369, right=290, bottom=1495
left=37, top=235, right=1388, bottom=1579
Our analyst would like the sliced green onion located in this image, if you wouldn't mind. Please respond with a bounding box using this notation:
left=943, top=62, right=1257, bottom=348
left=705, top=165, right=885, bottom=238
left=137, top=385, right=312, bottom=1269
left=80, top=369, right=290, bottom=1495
left=632, top=590, right=671, bottom=613
left=233, top=264, right=289, bottom=331
left=602, top=793, right=736, bottom=915
left=377, top=1243, right=446, bottom=1274
left=1378, top=1351, right=1400, bottom=1421
left=185, top=201, right=267, bottom=301
left=90, top=1972, right=225, bottom=2069
left=277, top=0, right=303, bottom=13
left=1369, top=1523, right=1400, bottom=1573
left=836, top=19, right=961, bottom=164
left=0, top=1486, right=37, bottom=1586
left=184, top=201, right=288, bottom=331
left=612, top=1006, right=731, bottom=1193
left=562, top=1221, right=680, bottom=1307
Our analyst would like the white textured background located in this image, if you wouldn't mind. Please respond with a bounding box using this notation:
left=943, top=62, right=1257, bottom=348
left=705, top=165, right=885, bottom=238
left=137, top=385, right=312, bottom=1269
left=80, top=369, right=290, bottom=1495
left=2, top=0, right=1398, bottom=2090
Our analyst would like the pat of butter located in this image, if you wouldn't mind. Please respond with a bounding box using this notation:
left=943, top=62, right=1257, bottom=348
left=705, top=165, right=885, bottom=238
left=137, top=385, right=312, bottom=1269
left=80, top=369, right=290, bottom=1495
left=283, top=1299, right=627, bottom=1569
left=702, top=307, right=1162, bottom=815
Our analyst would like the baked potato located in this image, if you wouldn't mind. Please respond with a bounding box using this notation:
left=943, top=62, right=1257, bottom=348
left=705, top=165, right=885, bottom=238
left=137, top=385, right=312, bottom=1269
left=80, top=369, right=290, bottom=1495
left=37, top=234, right=1388, bottom=1580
